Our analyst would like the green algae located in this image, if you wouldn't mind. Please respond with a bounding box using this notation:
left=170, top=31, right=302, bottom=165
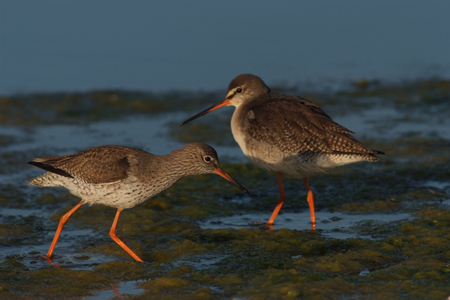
left=0, top=90, right=223, bottom=126
left=3, top=168, right=450, bottom=300
left=94, top=261, right=147, bottom=280
left=340, top=199, right=400, bottom=213
left=149, top=240, right=210, bottom=263
left=1, top=79, right=450, bottom=299
left=170, top=120, right=236, bottom=146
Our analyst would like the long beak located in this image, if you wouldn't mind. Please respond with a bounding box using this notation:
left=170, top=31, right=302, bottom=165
left=214, top=168, right=250, bottom=195
left=181, top=98, right=231, bottom=126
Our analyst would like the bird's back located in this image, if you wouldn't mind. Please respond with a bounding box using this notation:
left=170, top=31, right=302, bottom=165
left=28, top=145, right=151, bottom=185
left=231, top=93, right=382, bottom=177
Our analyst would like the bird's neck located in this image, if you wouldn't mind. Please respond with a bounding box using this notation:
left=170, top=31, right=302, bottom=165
left=159, top=151, right=198, bottom=179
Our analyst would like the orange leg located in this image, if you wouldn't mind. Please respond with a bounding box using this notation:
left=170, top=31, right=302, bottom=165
left=110, top=209, right=144, bottom=263
left=303, top=178, right=316, bottom=229
left=267, top=172, right=285, bottom=225
left=46, top=201, right=85, bottom=259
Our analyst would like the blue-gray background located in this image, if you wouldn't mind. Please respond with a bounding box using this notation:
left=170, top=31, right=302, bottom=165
left=1, top=1, right=449, bottom=95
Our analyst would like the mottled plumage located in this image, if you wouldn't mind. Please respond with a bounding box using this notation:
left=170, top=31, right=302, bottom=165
left=29, top=145, right=141, bottom=184
left=28, top=143, right=248, bottom=262
left=182, top=74, right=383, bottom=227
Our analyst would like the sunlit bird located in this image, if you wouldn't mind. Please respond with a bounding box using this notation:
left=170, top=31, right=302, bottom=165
left=181, top=74, right=383, bottom=228
left=27, top=143, right=249, bottom=262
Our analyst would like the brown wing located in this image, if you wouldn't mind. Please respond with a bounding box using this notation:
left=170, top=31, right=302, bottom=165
left=28, top=145, right=145, bottom=183
left=245, top=94, right=377, bottom=155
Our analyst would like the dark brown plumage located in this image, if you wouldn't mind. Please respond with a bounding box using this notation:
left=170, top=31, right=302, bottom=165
left=242, top=95, right=382, bottom=158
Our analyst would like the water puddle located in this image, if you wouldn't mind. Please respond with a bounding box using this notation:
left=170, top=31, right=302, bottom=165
left=1, top=113, right=187, bottom=155
left=423, top=180, right=450, bottom=191
left=202, top=210, right=410, bottom=240
left=0, top=113, right=244, bottom=161
left=85, top=280, right=145, bottom=300
left=0, top=227, right=114, bottom=270
left=0, top=207, right=48, bottom=218
left=334, top=104, right=450, bottom=140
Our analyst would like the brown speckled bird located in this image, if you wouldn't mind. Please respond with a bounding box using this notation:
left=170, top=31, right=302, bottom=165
left=27, top=143, right=249, bottom=262
left=182, top=74, right=383, bottom=228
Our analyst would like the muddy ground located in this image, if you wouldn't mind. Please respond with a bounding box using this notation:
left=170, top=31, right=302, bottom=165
left=0, top=79, right=449, bottom=299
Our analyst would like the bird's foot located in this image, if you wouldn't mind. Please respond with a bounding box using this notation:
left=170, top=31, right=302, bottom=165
left=260, top=223, right=274, bottom=230
left=41, top=255, right=62, bottom=268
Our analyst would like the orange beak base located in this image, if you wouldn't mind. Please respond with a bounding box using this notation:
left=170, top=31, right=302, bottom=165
left=181, top=98, right=231, bottom=126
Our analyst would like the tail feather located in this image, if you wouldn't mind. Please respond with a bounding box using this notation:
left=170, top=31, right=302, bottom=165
left=27, top=172, right=64, bottom=187
left=367, top=149, right=384, bottom=162
left=373, top=150, right=385, bottom=155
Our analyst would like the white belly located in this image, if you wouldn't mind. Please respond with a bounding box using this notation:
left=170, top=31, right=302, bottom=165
left=49, top=175, right=155, bottom=210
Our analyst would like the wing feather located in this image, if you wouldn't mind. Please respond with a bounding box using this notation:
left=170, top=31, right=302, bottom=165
left=28, top=145, right=145, bottom=183
left=245, top=94, right=377, bottom=156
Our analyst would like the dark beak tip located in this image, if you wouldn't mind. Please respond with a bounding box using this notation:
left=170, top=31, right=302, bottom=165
left=237, top=185, right=250, bottom=195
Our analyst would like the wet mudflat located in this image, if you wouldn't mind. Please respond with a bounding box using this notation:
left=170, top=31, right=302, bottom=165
left=0, top=79, right=450, bottom=299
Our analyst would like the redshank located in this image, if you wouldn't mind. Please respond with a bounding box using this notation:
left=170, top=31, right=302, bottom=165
left=181, top=74, right=383, bottom=228
left=27, top=143, right=249, bottom=262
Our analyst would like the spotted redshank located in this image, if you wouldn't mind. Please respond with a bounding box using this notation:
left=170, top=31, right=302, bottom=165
left=181, top=74, right=383, bottom=228
left=27, top=143, right=249, bottom=262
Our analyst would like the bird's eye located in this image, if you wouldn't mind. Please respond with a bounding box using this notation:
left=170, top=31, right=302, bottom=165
left=203, top=156, right=212, bottom=163
left=236, top=88, right=242, bottom=93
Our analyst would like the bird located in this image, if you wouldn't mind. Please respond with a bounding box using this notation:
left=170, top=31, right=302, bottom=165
left=27, top=143, right=249, bottom=262
left=181, top=74, right=383, bottom=229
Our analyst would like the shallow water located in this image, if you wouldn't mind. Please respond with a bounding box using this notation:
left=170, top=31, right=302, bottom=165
left=1, top=82, right=450, bottom=299
left=0, top=113, right=244, bottom=161
left=85, top=280, right=145, bottom=300
left=2, top=2, right=450, bottom=94
left=202, top=211, right=411, bottom=240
